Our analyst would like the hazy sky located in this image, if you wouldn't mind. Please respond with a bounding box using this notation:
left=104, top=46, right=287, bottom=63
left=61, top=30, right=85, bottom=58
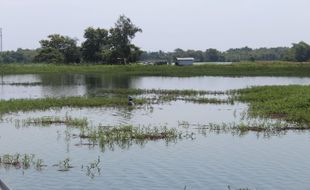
left=1, top=0, right=310, bottom=51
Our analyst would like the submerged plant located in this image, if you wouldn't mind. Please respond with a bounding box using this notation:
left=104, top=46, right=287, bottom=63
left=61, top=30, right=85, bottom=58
left=0, top=154, right=45, bottom=170
left=82, top=156, right=101, bottom=179
left=56, top=158, right=73, bottom=172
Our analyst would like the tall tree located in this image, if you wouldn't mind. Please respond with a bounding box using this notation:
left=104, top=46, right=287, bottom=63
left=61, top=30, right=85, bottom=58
left=81, top=27, right=109, bottom=63
left=109, top=15, right=142, bottom=64
left=205, top=48, right=223, bottom=62
left=292, top=41, right=310, bottom=62
left=36, top=34, right=80, bottom=63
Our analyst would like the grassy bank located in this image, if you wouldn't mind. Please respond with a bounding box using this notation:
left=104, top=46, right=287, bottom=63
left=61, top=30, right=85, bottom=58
left=1, top=62, right=310, bottom=76
left=235, top=85, right=310, bottom=125
left=0, top=97, right=146, bottom=115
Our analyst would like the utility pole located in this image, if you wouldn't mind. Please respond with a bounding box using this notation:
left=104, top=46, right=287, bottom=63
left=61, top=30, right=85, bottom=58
left=0, top=28, right=2, bottom=52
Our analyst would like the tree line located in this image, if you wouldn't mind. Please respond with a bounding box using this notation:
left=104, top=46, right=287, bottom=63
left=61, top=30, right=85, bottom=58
left=1, top=15, right=310, bottom=64
left=0, top=15, right=142, bottom=64
left=140, top=43, right=310, bottom=63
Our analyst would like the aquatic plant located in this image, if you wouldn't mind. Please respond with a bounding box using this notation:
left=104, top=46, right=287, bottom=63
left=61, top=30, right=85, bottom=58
left=56, top=158, right=73, bottom=172
left=0, top=96, right=146, bottom=115
left=234, top=85, right=310, bottom=125
left=82, top=156, right=101, bottom=179
left=19, top=116, right=88, bottom=128
left=75, top=125, right=182, bottom=151
left=0, top=154, right=45, bottom=170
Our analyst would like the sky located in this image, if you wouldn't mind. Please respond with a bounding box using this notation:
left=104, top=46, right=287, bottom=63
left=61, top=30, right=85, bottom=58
left=0, top=0, right=310, bottom=52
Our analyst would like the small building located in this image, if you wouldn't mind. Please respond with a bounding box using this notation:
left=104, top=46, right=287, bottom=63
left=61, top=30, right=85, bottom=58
left=175, top=58, right=194, bottom=66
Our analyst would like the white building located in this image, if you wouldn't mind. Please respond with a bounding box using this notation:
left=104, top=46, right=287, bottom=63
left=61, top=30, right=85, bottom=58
left=175, top=58, right=194, bottom=66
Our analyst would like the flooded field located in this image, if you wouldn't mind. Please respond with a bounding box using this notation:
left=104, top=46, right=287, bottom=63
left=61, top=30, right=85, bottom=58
left=1, top=74, right=310, bottom=189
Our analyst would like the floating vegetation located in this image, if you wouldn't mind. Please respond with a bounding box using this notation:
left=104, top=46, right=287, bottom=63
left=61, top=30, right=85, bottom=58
left=192, top=120, right=310, bottom=138
left=75, top=125, right=184, bottom=151
left=0, top=154, right=46, bottom=170
left=234, top=85, right=310, bottom=125
left=0, top=96, right=146, bottom=115
left=18, top=116, right=88, bottom=128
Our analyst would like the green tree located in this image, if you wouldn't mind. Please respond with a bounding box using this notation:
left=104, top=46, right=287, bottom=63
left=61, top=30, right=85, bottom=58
left=292, top=41, right=310, bottom=62
left=81, top=27, right=109, bottom=63
left=205, top=48, right=223, bottom=62
left=109, top=15, right=142, bottom=64
left=36, top=34, right=80, bottom=63
left=34, top=48, right=64, bottom=63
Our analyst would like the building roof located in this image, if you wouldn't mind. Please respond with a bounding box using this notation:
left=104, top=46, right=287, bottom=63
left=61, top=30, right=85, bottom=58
left=176, top=57, right=195, bottom=61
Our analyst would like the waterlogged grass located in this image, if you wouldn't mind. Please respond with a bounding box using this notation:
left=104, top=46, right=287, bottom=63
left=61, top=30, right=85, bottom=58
left=0, top=154, right=45, bottom=170
left=1, top=62, right=310, bottom=76
left=78, top=125, right=181, bottom=151
left=235, top=85, right=310, bottom=125
left=93, top=88, right=226, bottom=96
left=0, top=97, right=146, bottom=115
left=17, top=116, right=88, bottom=128
left=93, top=88, right=231, bottom=104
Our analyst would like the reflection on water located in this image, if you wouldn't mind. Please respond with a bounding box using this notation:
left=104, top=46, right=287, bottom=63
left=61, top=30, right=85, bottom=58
left=2, top=74, right=310, bottom=100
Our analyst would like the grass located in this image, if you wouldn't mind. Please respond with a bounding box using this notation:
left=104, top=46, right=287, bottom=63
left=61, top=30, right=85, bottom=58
left=0, top=96, right=146, bottom=115
left=18, top=116, right=88, bottom=128
left=93, top=88, right=231, bottom=104
left=1, top=62, right=310, bottom=76
left=234, top=85, right=310, bottom=125
left=0, top=154, right=45, bottom=170
left=0, top=89, right=231, bottom=115
left=93, top=88, right=225, bottom=96
left=75, top=125, right=184, bottom=151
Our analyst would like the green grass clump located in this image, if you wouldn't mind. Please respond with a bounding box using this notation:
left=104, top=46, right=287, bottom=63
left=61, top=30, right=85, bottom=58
left=20, top=116, right=88, bottom=128
left=0, top=97, right=146, bottom=115
left=78, top=125, right=180, bottom=151
left=2, top=62, right=310, bottom=76
left=234, top=85, right=310, bottom=125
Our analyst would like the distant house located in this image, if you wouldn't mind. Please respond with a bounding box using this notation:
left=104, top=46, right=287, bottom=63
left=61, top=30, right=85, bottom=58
left=175, top=58, right=194, bottom=66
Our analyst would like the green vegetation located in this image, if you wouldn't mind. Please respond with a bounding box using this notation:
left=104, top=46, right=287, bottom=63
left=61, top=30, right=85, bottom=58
left=0, top=97, right=146, bottom=115
left=19, top=116, right=88, bottom=128
left=76, top=125, right=183, bottom=152
left=93, top=88, right=225, bottom=96
left=234, top=85, right=310, bottom=125
left=1, top=62, right=310, bottom=76
left=0, top=154, right=45, bottom=170
left=55, top=158, right=74, bottom=172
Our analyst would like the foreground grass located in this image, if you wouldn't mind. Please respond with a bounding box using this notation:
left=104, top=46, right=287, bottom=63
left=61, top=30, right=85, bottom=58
left=1, top=62, right=310, bottom=76
left=235, top=85, right=310, bottom=125
left=0, top=97, right=146, bottom=115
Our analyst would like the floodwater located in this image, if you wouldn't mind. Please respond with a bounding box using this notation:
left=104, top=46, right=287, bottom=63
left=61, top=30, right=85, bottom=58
left=1, top=74, right=310, bottom=190
left=1, top=74, right=310, bottom=100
